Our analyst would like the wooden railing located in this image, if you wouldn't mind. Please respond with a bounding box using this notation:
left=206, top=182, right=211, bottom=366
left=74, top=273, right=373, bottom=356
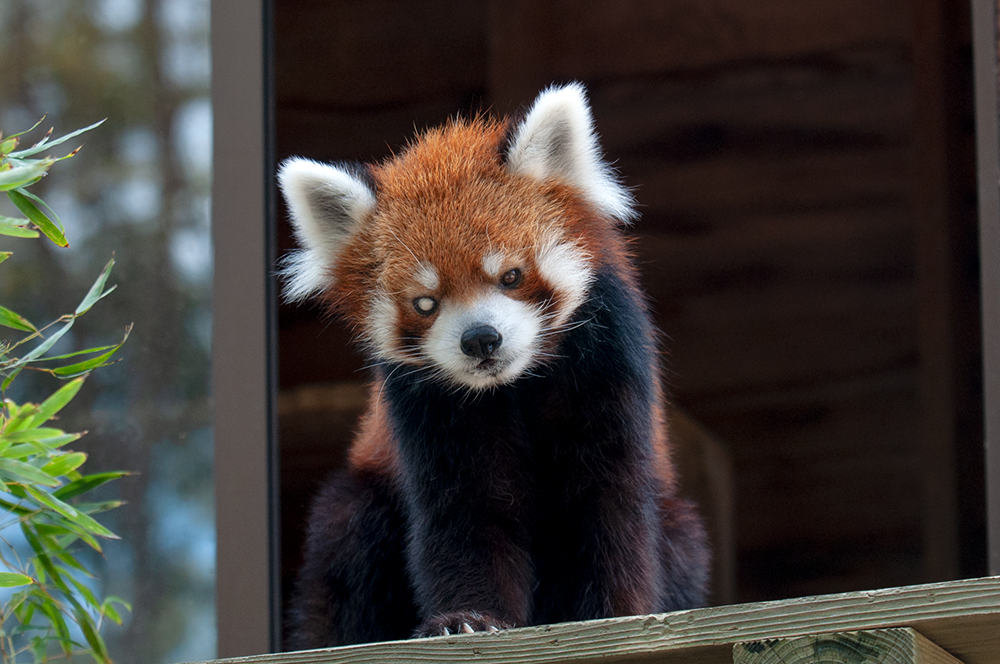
left=188, top=576, right=1000, bottom=664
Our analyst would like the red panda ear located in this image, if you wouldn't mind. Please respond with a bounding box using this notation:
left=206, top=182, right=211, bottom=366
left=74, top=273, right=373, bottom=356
left=505, top=83, right=636, bottom=224
left=277, top=158, right=375, bottom=301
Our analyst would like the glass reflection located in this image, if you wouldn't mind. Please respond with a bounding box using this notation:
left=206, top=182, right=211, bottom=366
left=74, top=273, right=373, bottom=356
left=0, top=0, right=214, bottom=661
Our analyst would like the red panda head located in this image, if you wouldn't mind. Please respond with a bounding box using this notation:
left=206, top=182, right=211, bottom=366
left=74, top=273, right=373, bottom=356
left=278, top=83, right=635, bottom=391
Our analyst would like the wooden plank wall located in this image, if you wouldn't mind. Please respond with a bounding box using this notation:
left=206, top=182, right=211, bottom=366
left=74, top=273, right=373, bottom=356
left=272, top=0, right=981, bottom=638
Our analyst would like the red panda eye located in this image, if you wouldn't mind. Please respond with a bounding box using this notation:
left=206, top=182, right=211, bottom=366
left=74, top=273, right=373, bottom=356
left=413, top=296, right=438, bottom=315
left=500, top=268, right=522, bottom=288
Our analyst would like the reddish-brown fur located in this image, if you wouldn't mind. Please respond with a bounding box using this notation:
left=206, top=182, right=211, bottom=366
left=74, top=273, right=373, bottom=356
left=284, top=93, right=709, bottom=648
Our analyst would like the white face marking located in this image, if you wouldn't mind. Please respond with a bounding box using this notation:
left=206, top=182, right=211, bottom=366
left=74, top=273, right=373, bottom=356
left=424, top=291, right=543, bottom=390
left=481, top=250, right=507, bottom=279
left=415, top=262, right=439, bottom=291
left=535, top=233, right=593, bottom=327
left=367, top=290, right=402, bottom=361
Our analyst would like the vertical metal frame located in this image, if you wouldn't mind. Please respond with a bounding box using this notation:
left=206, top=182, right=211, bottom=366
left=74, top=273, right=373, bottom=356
left=971, top=0, right=1000, bottom=575
left=211, top=0, right=279, bottom=655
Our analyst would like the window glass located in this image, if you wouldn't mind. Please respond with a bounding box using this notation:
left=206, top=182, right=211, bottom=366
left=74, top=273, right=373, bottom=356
left=0, top=0, right=214, bottom=661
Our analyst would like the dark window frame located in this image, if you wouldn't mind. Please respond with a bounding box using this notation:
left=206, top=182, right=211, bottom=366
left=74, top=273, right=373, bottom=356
left=211, top=0, right=1000, bottom=654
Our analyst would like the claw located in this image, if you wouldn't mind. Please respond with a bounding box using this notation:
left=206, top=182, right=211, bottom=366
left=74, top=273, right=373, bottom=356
left=460, top=622, right=474, bottom=634
left=487, top=625, right=500, bottom=634
left=441, top=627, right=450, bottom=636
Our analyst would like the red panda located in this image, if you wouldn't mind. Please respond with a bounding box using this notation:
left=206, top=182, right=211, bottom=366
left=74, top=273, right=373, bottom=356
left=279, top=83, right=709, bottom=648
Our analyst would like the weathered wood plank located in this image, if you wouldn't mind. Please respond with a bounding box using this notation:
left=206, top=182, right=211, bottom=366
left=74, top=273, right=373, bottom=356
left=629, top=148, right=910, bottom=223
left=489, top=0, right=911, bottom=79
left=593, top=52, right=912, bottom=145
left=274, top=0, right=487, bottom=107
left=185, top=577, right=1000, bottom=664
left=734, top=628, right=961, bottom=664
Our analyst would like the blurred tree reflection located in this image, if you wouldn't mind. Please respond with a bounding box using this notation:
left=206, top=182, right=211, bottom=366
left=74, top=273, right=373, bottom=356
left=0, top=0, right=214, bottom=661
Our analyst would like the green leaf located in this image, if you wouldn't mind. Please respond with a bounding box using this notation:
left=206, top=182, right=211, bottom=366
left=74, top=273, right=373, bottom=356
left=49, top=338, right=127, bottom=378
left=0, top=457, right=61, bottom=487
left=38, top=600, right=73, bottom=656
left=42, top=452, right=87, bottom=477
left=23, top=486, right=118, bottom=539
left=54, top=471, right=128, bottom=501
left=66, top=573, right=99, bottom=607
left=33, top=342, right=122, bottom=363
left=0, top=158, right=52, bottom=191
left=56, top=552, right=93, bottom=578
left=27, top=377, right=85, bottom=427
left=1, top=316, right=76, bottom=389
left=3, top=442, right=49, bottom=460
left=0, top=495, right=32, bottom=517
left=0, top=251, right=11, bottom=263
left=9, top=119, right=105, bottom=159
left=1, top=427, right=70, bottom=443
left=0, top=305, right=37, bottom=333
left=21, top=525, right=62, bottom=583
left=42, top=520, right=102, bottom=553
left=74, top=603, right=111, bottom=663
left=2, top=430, right=81, bottom=450
left=0, top=135, right=18, bottom=154
left=0, top=216, right=38, bottom=238
left=0, top=572, right=33, bottom=587
left=2, top=117, right=45, bottom=143
left=101, top=596, right=131, bottom=625
left=75, top=258, right=116, bottom=315
left=6, top=188, right=67, bottom=246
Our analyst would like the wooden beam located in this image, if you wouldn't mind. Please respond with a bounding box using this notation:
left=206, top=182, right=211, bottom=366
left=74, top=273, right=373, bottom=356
left=182, top=577, right=1000, bottom=664
left=735, top=628, right=961, bottom=664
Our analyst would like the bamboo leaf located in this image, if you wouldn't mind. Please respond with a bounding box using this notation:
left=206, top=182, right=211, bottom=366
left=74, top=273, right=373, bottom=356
left=0, top=572, right=33, bottom=587
left=0, top=305, right=37, bottom=333
left=0, top=458, right=61, bottom=487
left=34, top=342, right=123, bottom=363
left=27, top=377, right=85, bottom=427
left=9, top=119, right=105, bottom=159
left=2, top=117, right=45, bottom=143
left=0, top=495, right=32, bottom=516
left=2, top=316, right=76, bottom=388
left=74, top=603, right=111, bottom=663
left=0, top=216, right=38, bottom=238
left=49, top=338, right=127, bottom=378
left=56, top=552, right=92, bottom=578
left=7, top=188, right=67, bottom=246
left=75, top=258, right=116, bottom=315
left=100, top=598, right=126, bottom=625
left=23, top=485, right=80, bottom=518
left=16, top=187, right=66, bottom=235
left=54, top=471, right=128, bottom=501
left=2, top=427, right=73, bottom=444
left=24, top=486, right=117, bottom=539
left=38, top=601, right=73, bottom=656
left=42, top=452, right=87, bottom=477
left=0, top=159, right=52, bottom=191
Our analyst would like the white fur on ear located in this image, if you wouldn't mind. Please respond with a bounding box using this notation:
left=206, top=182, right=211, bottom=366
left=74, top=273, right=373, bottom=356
left=506, top=83, right=636, bottom=223
left=277, top=157, right=375, bottom=301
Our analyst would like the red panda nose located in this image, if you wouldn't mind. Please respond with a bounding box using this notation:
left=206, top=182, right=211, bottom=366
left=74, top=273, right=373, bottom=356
left=460, top=325, right=503, bottom=360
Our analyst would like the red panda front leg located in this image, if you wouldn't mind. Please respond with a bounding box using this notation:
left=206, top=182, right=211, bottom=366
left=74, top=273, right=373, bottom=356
left=384, top=371, right=536, bottom=637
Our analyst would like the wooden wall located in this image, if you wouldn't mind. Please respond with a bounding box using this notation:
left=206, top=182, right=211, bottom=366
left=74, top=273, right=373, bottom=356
left=272, top=0, right=982, bottom=633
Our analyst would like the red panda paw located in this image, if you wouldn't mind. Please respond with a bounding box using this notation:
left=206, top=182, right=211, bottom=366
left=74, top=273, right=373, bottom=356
left=413, top=610, right=513, bottom=638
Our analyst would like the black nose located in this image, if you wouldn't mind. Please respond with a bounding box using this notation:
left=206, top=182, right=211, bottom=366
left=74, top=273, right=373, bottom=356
left=461, top=325, right=502, bottom=359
